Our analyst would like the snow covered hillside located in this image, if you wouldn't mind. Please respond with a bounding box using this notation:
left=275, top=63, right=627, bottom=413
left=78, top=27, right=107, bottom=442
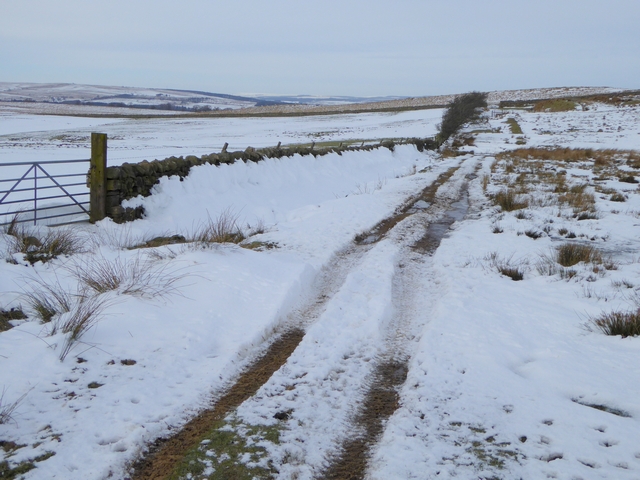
left=1, top=95, right=640, bottom=479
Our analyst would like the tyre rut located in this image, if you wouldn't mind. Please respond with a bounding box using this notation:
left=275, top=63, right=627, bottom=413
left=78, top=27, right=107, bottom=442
left=128, top=162, right=469, bottom=480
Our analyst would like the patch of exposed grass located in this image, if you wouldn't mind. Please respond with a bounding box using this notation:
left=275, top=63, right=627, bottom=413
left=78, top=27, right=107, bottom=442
left=505, top=118, right=523, bottom=134
left=492, top=189, right=528, bottom=211
left=533, top=99, right=577, bottom=112
left=555, top=243, right=602, bottom=267
left=169, top=415, right=280, bottom=480
left=591, top=310, right=640, bottom=337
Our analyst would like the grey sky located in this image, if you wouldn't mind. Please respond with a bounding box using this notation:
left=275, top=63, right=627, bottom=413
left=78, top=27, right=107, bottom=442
left=1, top=0, right=639, bottom=96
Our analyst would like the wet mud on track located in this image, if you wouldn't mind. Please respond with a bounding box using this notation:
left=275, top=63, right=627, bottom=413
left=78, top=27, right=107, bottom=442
left=128, top=162, right=474, bottom=480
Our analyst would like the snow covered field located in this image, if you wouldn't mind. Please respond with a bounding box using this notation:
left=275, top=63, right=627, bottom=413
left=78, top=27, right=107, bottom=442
left=1, top=99, right=640, bottom=479
left=0, top=108, right=442, bottom=164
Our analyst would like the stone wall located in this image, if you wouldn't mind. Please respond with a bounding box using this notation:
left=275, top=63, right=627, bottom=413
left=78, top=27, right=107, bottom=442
left=104, top=138, right=437, bottom=223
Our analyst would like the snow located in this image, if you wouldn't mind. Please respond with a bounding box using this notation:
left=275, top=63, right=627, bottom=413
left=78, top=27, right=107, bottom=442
left=1, top=96, right=640, bottom=479
left=0, top=108, right=443, bottom=164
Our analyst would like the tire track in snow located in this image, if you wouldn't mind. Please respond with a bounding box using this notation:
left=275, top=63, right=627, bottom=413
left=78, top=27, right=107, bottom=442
left=223, top=159, right=477, bottom=479
left=321, top=160, right=478, bottom=480
left=129, top=159, right=475, bottom=480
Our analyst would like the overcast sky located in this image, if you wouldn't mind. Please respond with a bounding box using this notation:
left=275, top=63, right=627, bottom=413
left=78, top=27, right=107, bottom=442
left=1, top=0, right=639, bottom=97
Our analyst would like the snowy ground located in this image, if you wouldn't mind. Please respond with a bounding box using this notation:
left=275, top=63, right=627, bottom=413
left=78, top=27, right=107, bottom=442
left=0, top=107, right=442, bottom=164
left=1, top=99, right=640, bottom=479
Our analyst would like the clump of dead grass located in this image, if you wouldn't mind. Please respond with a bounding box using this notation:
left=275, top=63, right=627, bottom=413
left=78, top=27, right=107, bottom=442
left=590, top=310, right=640, bottom=337
left=3, top=216, right=85, bottom=264
left=492, top=189, right=528, bottom=211
left=192, top=209, right=245, bottom=244
left=65, top=254, right=188, bottom=299
left=555, top=243, right=602, bottom=267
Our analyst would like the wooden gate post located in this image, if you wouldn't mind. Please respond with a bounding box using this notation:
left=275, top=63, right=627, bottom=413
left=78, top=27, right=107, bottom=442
left=89, top=133, right=107, bottom=223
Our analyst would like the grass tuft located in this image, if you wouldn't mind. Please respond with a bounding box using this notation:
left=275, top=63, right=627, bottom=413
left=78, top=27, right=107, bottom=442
left=591, top=310, right=640, bottom=337
left=3, top=217, right=85, bottom=264
left=65, top=254, right=188, bottom=299
left=492, top=189, right=528, bottom=211
left=192, top=209, right=245, bottom=244
left=555, top=243, right=602, bottom=267
left=56, top=295, right=112, bottom=361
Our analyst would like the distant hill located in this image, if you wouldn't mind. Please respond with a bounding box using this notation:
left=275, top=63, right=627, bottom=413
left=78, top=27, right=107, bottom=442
left=0, top=83, right=405, bottom=112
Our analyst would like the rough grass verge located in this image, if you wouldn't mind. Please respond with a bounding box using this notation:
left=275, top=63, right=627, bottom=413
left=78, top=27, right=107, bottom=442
left=591, top=310, right=640, bottom=337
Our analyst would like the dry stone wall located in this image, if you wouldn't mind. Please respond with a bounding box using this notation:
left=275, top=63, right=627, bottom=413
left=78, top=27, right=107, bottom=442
left=104, top=138, right=437, bottom=223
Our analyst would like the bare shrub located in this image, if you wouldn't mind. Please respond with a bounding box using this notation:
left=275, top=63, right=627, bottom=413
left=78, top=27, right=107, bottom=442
left=192, top=209, right=245, bottom=244
left=437, top=92, right=488, bottom=145
left=591, top=310, right=640, bottom=337
left=555, top=243, right=602, bottom=267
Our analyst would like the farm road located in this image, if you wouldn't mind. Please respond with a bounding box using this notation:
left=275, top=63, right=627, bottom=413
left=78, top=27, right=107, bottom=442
left=130, top=156, right=477, bottom=480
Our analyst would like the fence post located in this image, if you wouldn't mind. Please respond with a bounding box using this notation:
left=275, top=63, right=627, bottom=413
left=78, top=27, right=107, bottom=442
left=90, top=133, right=107, bottom=223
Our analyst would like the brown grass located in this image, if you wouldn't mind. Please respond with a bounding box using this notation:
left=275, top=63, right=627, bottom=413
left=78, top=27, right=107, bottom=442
left=492, top=189, right=528, bottom=211
left=496, top=147, right=637, bottom=166
left=532, top=99, right=577, bottom=112
left=591, top=310, right=640, bottom=337
left=555, top=243, right=602, bottom=267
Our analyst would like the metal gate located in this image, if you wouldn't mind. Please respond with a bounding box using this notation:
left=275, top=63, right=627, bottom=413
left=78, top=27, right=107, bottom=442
left=0, top=158, right=90, bottom=226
